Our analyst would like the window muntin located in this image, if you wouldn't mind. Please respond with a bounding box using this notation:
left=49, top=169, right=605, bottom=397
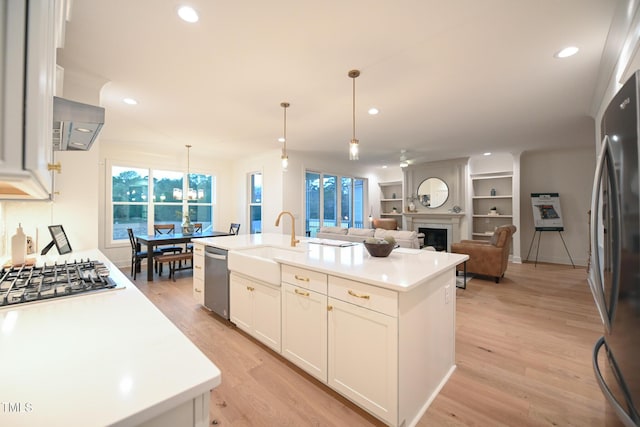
left=110, top=165, right=215, bottom=242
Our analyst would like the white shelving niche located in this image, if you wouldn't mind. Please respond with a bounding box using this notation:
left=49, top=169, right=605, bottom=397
left=378, top=181, right=403, bottom=219
left=471, top=172, right=513, bottom=240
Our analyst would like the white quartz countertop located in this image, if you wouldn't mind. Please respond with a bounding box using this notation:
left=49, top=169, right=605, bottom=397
left=0, top=249, right=221, bottom=427
left=194, top=233, right=468, bottom=292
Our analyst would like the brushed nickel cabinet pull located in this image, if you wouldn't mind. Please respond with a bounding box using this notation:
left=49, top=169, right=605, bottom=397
left=294, top=274, right=310, bottom=282
left=348, top=290, right=370, bottom=300
left=194, top=289, right=202, bottom=293
left=294, top=288, right=310, bottom=297
left=195, top=265, right=202, bottom=269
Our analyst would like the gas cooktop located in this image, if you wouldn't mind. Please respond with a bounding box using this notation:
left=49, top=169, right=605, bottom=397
left=0, top=259, right=123, bottom=308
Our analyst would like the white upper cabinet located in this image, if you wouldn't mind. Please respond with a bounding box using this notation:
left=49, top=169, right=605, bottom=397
left=0, top=0, right=59, bottom=199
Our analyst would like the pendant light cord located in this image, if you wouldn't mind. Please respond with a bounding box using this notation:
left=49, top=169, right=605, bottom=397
left=352, top=76, right=356, bottom=140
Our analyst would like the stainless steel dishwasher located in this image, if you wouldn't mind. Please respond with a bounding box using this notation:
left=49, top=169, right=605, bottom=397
left=204, top=246, right=229, bottom=319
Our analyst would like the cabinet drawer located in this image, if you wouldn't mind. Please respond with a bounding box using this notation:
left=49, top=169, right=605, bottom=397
left=193, top=277, right=204, bottom=305
left=282, top=265, right=327, bottom=294
left=328, top=276, right=398, bottom=317
left=193, top=253, right=204, bottom=280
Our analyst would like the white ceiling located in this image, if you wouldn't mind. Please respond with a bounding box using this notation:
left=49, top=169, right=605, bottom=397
left=58, top=0, right=620, bottom=167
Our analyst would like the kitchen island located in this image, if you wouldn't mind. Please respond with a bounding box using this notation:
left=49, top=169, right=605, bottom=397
left=0, top=249, right=221, bottom=427
left=192, top=233, right=467, bottom=427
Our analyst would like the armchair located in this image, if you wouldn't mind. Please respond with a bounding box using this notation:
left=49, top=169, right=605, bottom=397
left=451, top=225, right=517, bottom=283
left=372, top=218, right=398, bottom=230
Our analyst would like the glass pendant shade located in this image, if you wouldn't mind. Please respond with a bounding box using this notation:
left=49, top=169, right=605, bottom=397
left=349, top=139, right=359, bottom=160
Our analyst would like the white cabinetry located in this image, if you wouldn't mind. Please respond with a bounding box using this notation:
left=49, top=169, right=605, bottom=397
left=379, top=181, right=403, bottom=218
left=230, top=272, right=281, bottom=352
left=0, top=0, right=58, bottom=199
left=138, top=392, right=210, bottom=427
left=327, top=276, right=398, bottom=424
left=281, top=265, right=328, bottom=382
left=192, top=244, right=205, bottom=305
left=471, top=173, right=513, bottom=239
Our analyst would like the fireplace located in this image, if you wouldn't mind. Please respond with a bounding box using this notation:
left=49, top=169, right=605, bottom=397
left=419, top=227, right=448, bottom=252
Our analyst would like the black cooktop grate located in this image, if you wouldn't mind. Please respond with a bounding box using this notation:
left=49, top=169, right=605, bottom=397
left=0, top=259, right=119, bottom=307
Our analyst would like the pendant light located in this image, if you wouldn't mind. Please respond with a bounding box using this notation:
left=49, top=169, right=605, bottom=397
left=280, top=102, right=289, bottom=170
left=185, top=144, right=200, bottom=200
left=348, top=69, right=360, bottom=160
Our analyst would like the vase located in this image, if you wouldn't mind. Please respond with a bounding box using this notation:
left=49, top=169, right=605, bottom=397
left=182, top=217, right=195, bottom=235
left=409, top=201, right=415, bottom=212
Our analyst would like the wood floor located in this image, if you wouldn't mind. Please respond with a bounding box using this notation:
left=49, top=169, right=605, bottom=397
left=126, top=262, right=625, bottom=426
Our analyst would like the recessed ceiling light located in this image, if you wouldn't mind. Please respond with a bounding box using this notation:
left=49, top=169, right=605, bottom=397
left=278, top=137, right=285, bottom=143
left=483, top=152, right=491, bottom=156
left=368, top=107, right=379, bottom=115
left=382, top=165, right=388, bottom=169
left=178, top=6, right=199, bottom=23
left=554, top=46, right=579, bottom=59
left=123, top=98, right=138, bottom=105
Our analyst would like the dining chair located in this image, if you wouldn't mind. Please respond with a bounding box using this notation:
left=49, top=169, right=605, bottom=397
left=128, top=228, right=162, bottom=280
left=186, top=223, right=203, bottom=252
left=229, top=223, right=241, bottom=235
left=153, top=224, right=184, bottom=274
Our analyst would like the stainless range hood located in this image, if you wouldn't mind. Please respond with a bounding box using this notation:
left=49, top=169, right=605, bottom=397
left=52, top=96, right=105, bottom=151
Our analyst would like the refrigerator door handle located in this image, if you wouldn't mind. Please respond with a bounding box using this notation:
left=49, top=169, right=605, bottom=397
left=593, top=337, right=639, bottom=427
left=589, top=136, right=613, bottom=332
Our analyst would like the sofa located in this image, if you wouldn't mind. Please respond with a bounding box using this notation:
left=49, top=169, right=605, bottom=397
left=450, top=224, right=517, bottom=283
left=316, top=226, right=421, bottom=249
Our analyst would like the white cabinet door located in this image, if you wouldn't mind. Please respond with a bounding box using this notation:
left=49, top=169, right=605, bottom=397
left=281, top=283, right=327, bottom=382
left=327, top=297, right=398, bottom=425
left=0, top=0, right=55, bottom=199
left=230, top=274, right=253, bottom=332
left=230, top=273, right=281, bottom=353
left=252, top=280, right=281, bottom=352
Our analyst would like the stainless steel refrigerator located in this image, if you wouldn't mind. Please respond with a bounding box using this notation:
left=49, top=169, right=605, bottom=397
left=590, top=70, right=640, bottom=427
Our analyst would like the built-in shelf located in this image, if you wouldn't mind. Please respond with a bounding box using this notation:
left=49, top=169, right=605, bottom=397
left=472, top=195, right=512, bottom=199
left=471, top=172, right=514, bottom=237
left=379, top=181, right=403, bottom=222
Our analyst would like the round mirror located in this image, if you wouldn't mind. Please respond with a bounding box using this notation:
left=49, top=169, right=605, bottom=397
left=417, top=177, right=449, bottom=208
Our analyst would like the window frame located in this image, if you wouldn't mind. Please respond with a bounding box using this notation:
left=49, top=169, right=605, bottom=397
left=305, top=169, right=367, bottom=237
left=248, top=171, right=262, bottom=234
left=107, top=159, right=216, bottom=246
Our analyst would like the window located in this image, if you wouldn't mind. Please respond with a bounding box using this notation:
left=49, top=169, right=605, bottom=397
left=305, top=171, right=366, bottom=237
left=249, top=172, right=262, bottom=234
left=110, top=164, right=215, bottom=242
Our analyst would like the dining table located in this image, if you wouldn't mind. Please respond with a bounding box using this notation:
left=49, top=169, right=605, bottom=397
left=136, top=231, right=231, bottom=281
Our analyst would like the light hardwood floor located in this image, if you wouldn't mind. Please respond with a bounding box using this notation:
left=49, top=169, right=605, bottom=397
left=126, top=262, right=625, bottom=426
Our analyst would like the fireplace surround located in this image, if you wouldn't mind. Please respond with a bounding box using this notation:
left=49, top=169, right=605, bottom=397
left=404, top=212, right=463, bottom=252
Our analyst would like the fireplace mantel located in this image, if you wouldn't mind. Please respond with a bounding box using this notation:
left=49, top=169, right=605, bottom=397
left=404, top=212, right=465, bottom=220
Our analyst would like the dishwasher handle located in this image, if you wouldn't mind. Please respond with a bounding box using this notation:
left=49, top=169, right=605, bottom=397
left=205, top=252, right=227, bottom=261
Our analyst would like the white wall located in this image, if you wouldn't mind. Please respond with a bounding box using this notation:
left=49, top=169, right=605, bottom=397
left=520, top=147, right=596, bottom=266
